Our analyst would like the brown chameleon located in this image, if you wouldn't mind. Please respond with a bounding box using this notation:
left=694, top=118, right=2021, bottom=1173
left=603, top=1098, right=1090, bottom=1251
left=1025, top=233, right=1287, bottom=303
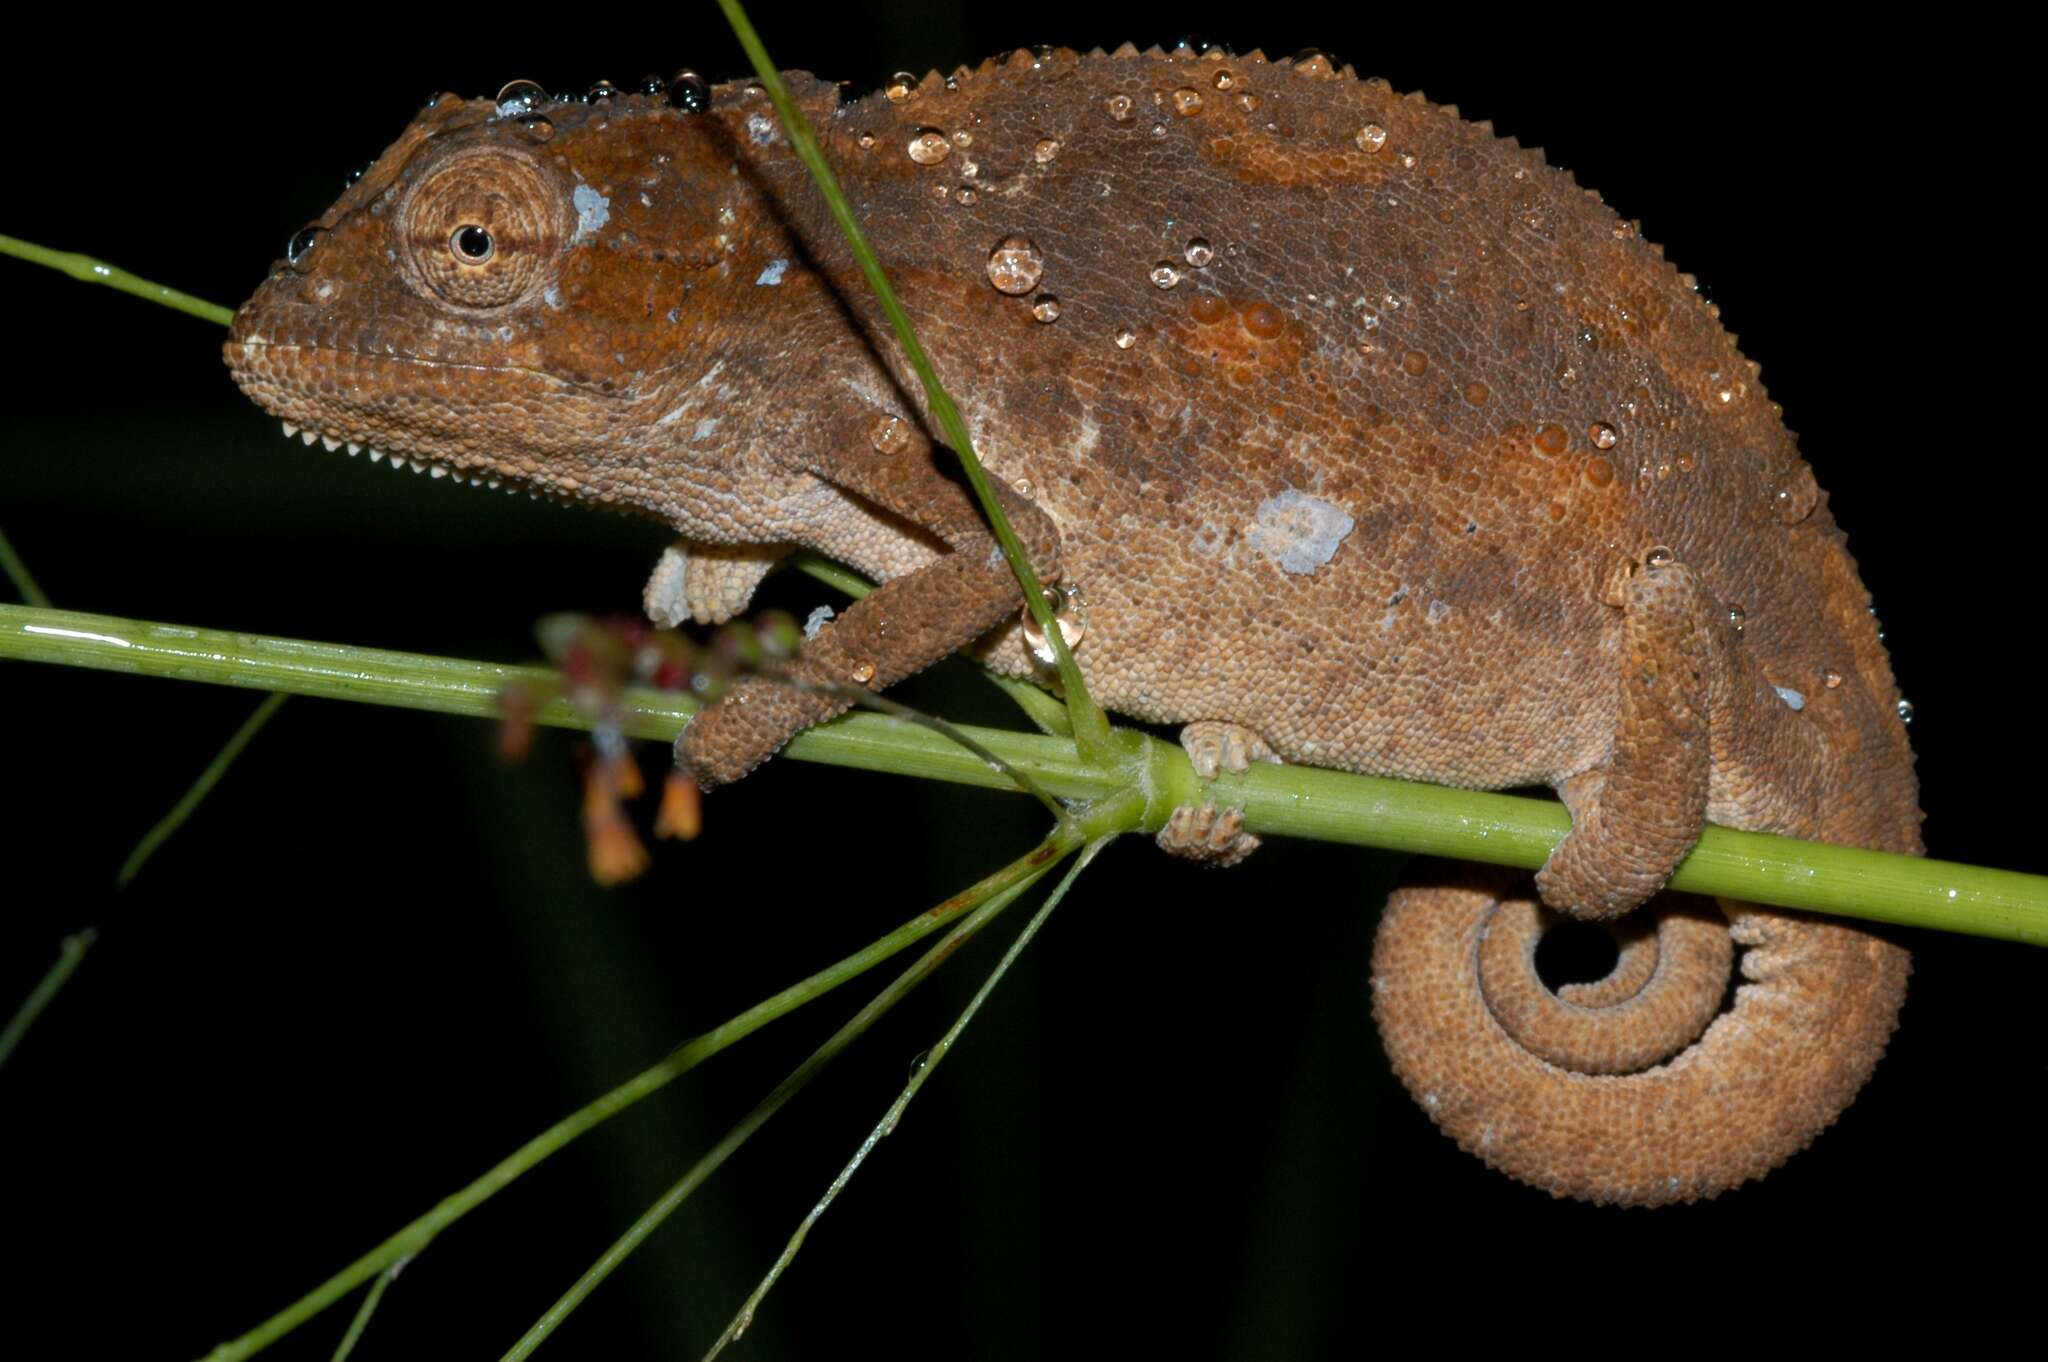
left=224, top=45, right=1918, bottom=1206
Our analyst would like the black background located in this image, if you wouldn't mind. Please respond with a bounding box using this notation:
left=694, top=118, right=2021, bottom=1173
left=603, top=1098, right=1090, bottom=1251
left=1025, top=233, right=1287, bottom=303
left=5, top=4, right=2040, bottom=1355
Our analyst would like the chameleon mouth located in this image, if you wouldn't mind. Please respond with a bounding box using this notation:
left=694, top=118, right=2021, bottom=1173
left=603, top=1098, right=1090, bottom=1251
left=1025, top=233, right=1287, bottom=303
left=271, top=418, right=504, bottom=488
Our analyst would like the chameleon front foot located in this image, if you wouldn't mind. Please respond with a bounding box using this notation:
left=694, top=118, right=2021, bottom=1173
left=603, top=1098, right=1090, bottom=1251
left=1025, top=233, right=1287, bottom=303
left=1155, top=721, right=1279, bottom=866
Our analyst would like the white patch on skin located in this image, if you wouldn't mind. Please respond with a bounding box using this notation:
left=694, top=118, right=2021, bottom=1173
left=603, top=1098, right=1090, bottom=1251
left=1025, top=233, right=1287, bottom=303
left=692, top=418, right=719, bottom=443
left=747, top=112, right=781, bottom=145
left=755, top=258, right=789, bottom=287
left=543, top=286, right=562, bottom=309
left=803, top=605, right=835, bottom=639
left=1245, top=489, right=1355, bottom=575
left=571, top=183, right=610, bottom=242
left=1775, top=685, right=1807, bottom=712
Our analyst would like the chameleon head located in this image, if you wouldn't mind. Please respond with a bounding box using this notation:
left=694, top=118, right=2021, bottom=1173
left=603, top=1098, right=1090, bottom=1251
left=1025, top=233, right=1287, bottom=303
left=224, top=85, right=776, bottom=511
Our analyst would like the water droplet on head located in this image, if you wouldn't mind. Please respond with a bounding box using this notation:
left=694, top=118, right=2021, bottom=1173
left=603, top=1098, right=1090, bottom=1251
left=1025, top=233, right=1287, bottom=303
left=1150, top=261, right=1182, bottom=289
left=519, top=115, right=555, bottom=142
left=494, top=80, right=547, bottom=117
left=1727, top=604, right=1747, bottom=635
left=1033, top=137, right=1061, bottom=163
left=1589, top=422, right=1618, bottom=449
left=1212, top=69, right=1236, bottom=90
left=1172, top=87, right=1204, bottom=116
left=1114, top=327, right=1138, bottom=349
left=1644, top=545, right=1675, bottom=568
left=286, top=226, right=323, bottom=267
left=1106, top=93, right=1135, bottom=121
left=586, top=79, right=621, bottom=102
left=1031, top=294, right=1062, bottom=323
left=1356, top=123, right=1388, bottom=152
left=669, top=69, right=710, bottom=113
left=986, top=234, right=1046, bottom=295
left=885, top=71, right=918, bottom=103
left=1183, top=237, right=1214, bottom=267
left=1823, top=669, right=1843, bottom=689
left=907, top=129, right=951, bottom=165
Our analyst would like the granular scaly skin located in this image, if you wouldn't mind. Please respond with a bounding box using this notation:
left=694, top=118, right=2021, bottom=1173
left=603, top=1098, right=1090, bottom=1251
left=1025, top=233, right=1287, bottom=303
left=224, top=46, right=1920, bottom=1205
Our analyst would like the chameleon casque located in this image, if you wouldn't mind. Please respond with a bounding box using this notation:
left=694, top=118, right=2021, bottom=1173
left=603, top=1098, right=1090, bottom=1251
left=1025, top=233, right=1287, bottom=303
left=224, top=45, right=1918, bottom=1207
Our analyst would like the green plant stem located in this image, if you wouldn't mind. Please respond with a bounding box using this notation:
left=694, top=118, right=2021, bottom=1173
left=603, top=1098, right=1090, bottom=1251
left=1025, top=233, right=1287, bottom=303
left=0, top=233, right=236, bottom=327
left=498, top=830, right=1090, bottom=1361
left=327, top=1262, right=402, bottom=1362
left=117, top=690, right=289, bottom=887
left=193, top=839, right=1066, bottom=1362
left=0, top=525, right=51, bottom=608
left=704, top=836, right=1106, bottom=1359
left=8, top=602, right=2042, bottom=944
left=0, top=930, right=98, bottom=1070
left=714, top=1, right=1113, bottom=761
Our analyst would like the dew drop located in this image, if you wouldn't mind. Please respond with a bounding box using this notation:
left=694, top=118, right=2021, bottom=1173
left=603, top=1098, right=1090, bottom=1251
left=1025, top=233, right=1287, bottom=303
left=1033, top=137, right=1061, bottom=163
left=1150, top=261, right=1182, bottom=289
left=1356, top=123, right=1388, bottom=152
left=519, top=115, right=554, bottom=142
left=868, top=414, right=912, bottom=455
left=1589, top=421, right=1618, bottom=449
left=1022, top=585, right=1087, bottom=663
left=1767, top=461, right=1820, bottom=524
left=1896, top=698, right=1915, bottom=724
left=986, top=234, right=1046, bottom=295
left=1212, top=70, right=1236, bottom=90
left=907, top=129, right=951, bottom=165
left=850, top=660, right=877, bottom=685
left=669, top=69, right=711, bottom=113
left=1030, top=294, right=1062, bottom=323
left=1172, top=87, right=1204, bottom=116
left=1106, top=93, right=1135, bottom=121
left=586, top=80, right=621, bottom=102
left=286, top=226, right=323, bottom=267
left=885, top=72, right=918, bottom=103
left=1114, top=327, right=1138, bottom=349
left=1237, top=92, right=1261, bottom=113
left=494, top=79, right=547, bottom=117
left=1727, top=603, right=1746, bottom=636
left=1823, top=669, right=1843, bottom=689
left=1183, top=237, right=1214, bottom=267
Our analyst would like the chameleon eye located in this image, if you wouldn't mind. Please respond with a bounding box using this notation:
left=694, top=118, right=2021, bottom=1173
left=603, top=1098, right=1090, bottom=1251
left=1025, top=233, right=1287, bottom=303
left=451, top=224, right=495, bottom=263
left=399, top=146, right=564, bottom=310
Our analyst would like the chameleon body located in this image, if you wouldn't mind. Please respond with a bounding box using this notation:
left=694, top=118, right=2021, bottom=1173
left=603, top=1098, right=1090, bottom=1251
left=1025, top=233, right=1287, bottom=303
left=225, top=46, right=1918, bottom=1205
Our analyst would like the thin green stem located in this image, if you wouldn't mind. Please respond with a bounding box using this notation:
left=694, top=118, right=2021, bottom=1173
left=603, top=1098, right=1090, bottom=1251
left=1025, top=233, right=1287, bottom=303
left=0, top=930, right=98, bottom=1071
left=327, top=1262, right=402, bottom=1362
left=0, top=525, right=51, bottom=608
left=8, top=602, right=2042, bottom=944
left=0, top=233, right=236, bottom=327
left=713, top=1, right=1113, bottom=761
left=117, top=691, right=289, bottom=887
left=499, top=852, right=1072, bottom=1361
left=704, top=836, right=1107, bottom=1359
left=193, top=839, right=1067, bottom=1362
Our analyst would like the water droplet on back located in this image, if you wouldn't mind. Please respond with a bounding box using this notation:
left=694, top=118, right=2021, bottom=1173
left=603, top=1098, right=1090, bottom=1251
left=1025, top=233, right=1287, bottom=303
left=1150, top=262, right=1182, bottom=289
left=986, top=235, right=1045, bottom=295
left=1768, top=461, right=1820, bottom=523
left=519, top=115, right=555, bottom=142
left=1356, top=123, right=1388, bottom=152
left=908, top=128, right=951, bottom=165
left=885, top=71, right=918, bottom=103
left=669, top=69, right=711, bottom=113
left=1589, top=422, right=1618, bottom=449
left=1183, top=237, right=1214, bottom=267
left=1033, top=137, right=1061, bottom=163
left=1030, top=294, right=1062, bottom=323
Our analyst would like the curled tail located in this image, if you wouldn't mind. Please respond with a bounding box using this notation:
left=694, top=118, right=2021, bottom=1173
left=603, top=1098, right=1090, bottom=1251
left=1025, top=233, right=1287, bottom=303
left=1370, top=865, right=1911, bottom=1206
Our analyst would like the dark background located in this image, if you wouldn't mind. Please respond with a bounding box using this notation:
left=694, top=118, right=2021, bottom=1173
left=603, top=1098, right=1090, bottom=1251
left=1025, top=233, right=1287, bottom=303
left=5, top=5, right=2039, bottom=1354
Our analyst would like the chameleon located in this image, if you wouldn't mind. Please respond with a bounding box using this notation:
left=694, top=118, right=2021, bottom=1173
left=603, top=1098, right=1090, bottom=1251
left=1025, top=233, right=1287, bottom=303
left=223, top=44, right=1918, bottom=1206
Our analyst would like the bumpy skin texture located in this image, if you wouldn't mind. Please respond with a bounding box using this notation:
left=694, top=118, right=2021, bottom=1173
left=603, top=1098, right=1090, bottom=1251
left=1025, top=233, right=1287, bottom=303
left=224, top=46, right=1919, bottom=1206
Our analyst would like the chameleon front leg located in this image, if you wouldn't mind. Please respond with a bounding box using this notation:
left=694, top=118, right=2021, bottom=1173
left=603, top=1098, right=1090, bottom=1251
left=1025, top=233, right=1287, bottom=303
left=1536, top=557, right=1714, bottom=919
left=676, top=416, right=1060, bottom=789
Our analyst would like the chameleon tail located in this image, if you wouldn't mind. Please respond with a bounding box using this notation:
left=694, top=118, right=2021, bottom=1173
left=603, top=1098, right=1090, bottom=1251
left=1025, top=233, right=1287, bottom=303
left=1370, top=865, right=1910, bottom=1206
